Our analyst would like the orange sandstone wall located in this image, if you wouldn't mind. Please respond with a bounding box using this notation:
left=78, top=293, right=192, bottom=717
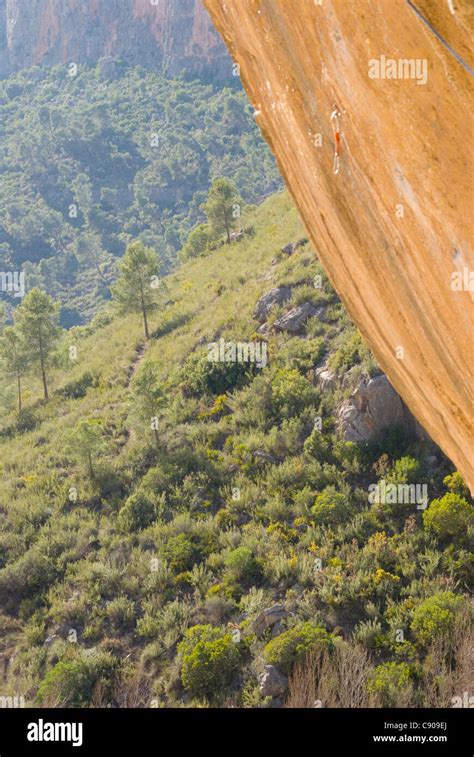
left=204, top=0, right=474, bottom=490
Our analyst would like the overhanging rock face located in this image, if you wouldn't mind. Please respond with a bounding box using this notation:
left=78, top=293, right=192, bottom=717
left=204, top=0, right=473, bottom=491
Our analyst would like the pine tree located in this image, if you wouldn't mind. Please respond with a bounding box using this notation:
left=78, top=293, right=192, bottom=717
left=0, top=326, right=29, bottom=412
left=111, top=242, right=162, bottom=339
left=14, top=289, right=60, bottom=401
left=202, top=178, right=242, bottom=244
left=65, top=419, right=106, bottom=480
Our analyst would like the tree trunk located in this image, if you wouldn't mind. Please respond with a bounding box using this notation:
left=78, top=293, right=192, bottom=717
left=142, top=305, right=149, bottom=339
left=17, top=370, right=22, bottom=413
left=38, top=330, right=48, bottom=401
left=139, top=278, right=149, bottom=338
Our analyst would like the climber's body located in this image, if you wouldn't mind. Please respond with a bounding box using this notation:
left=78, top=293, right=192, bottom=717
left=331, top=104, right=342, bottom=174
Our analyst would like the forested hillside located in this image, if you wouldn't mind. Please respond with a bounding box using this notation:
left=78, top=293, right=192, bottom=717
left=0, top=62, right=281, bottom=324
left=0, top=192, right=472, bottom=708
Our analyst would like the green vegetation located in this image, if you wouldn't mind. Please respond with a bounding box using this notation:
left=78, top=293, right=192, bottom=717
left=264, top=623, right=333, bottom=675
left=111, top=242, right=162, bottom=339
left=178, top=625, right=243, bottom=699
left=13, top=289, right=60, bottom=400
left=0, top=63, right=280, bottom=324
left=0, top=191, right=472, bottom=708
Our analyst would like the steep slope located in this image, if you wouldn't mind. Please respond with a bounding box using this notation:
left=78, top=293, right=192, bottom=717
left=0, top=0, right=230, bottom=81
left=203, top=0, right=474, bottom=491
left=1, top=192, right=472, bottom=710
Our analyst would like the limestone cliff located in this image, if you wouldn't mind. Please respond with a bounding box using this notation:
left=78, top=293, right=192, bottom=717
left=0, top=0, right=230, bottom=80
left=204, top=0, right=473, bottom=490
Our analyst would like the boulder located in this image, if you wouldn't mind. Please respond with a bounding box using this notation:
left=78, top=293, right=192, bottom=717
left=337, top=374, right=411, bottom=442
left=258, top=665, right=288, bottom=697
left=273, top=302, right=322, bottom=333
left=252, top=604, right=290, bottom=636
left=281, top=238, right=308, bottom=255
left=254, top=286, right=292, bottom=323
left=315, top=365, right=337, bottom=391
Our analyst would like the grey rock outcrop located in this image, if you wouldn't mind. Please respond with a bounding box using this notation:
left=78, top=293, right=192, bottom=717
left=258, top=665, right=288, bottom=697
left=281, top=238, right=308, bottom=255
left=315, top=365, right=337, bottom=391
left=273, top=302, right=322, bottom=333
left=338, top=374, right=412, bottom=442
left=252, top=604, right=290, bottom=636
left=253, top=286, right=292, bottom=323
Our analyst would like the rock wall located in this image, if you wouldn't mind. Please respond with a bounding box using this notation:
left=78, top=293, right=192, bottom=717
left=204, top=0, right=474, bottom=491
left=0, top=0, right=231, bottom=80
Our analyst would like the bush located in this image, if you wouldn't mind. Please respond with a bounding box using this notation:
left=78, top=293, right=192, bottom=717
left=386, top=456, right=420, bottom=485
left=105, top=596, right=135, bottom=630
left=37, top=651, right=117, bottom=707
left=0, top=549, right=57, bottom=612
left=161, top=533, right=201, bottom=573
left=423, top=493, right=473, bottom=541
left=179, top=223, right=213, bottom=262
left=443, top=471, right=470, bottom=498
left=224, top=546, right=260, bottom=584
left=178, top=625, right=242, bottom=699
left=271, top=368, right=316, bottom=417
left=311, top=486, right=351, bottom=525
left=411, top=592, right=464, bottom=646
left=180, top=352, right=251, bottom=397
left=264, top=622, right=333, bottom=674
left=303, top=427, right=332, bottom=462
left=367, top=661, right=413, bottom=706
left=118, top=491, right=158, bottom=532
left=58, top=371, right=96, bottom=399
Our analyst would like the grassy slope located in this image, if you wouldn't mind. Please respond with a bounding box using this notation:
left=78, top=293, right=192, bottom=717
left=0, top=190, right=471, bottom=708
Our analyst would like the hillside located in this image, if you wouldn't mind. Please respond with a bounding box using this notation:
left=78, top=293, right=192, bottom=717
left=0, top=63, right=281, bottom=325
left=0, top=191, right=472, bottom=708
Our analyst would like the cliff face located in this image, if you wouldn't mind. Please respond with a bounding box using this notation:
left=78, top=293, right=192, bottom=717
left=204, top=0, right=474, bottom=490
left=0, top=0, right=231, bottom=80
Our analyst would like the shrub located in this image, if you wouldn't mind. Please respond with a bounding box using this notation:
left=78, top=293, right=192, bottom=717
left=271, top=368, right=316, bottom=417
left=224, top=546, right=260, bottom=584
left=178, top=624, right=242, bottom=699
left=0, top=549, right=57, bottom=612
left=179, top=223, right=213, bottom=262
left=118, top=491, right=158, bottom=532
left=161, top=533, right=201, bottom=573
left=37, top=651, right=117, bottom=707
left=105, top=596, right=135, bottom=630
left=264, top=622, right=333, bottom=674
left=411, top=592, right=464, bottom=646
left=180, top=352, right=252, bottom=397
left=58, top=371, right=96, bottom=399
left=303, top=428, right=331, bottom=461
left=386, top=456, right=420, bottom=484
left=311, top=486, right=351, bottom=525
left=367, top=661, right=413, bottom=706
left=443, top=471, right=470, bottom=498
left=423, top=493, right=473, bottom=541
